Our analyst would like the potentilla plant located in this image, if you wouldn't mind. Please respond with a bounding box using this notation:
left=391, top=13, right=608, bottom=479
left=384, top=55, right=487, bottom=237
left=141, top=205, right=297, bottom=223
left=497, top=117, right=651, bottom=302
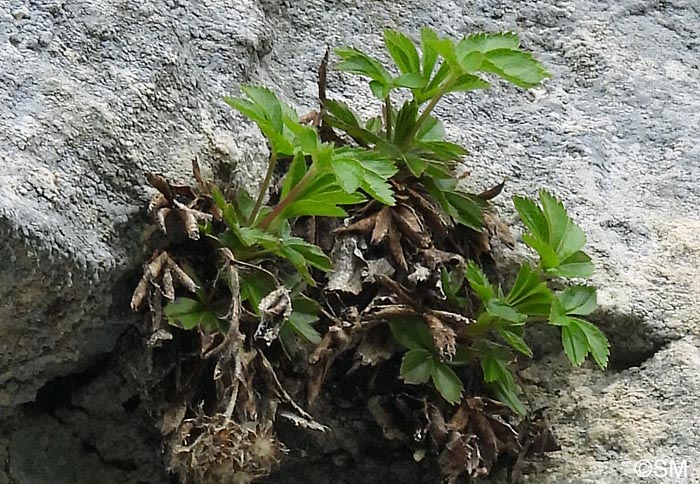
left=132, top=26, right=609, bottom=484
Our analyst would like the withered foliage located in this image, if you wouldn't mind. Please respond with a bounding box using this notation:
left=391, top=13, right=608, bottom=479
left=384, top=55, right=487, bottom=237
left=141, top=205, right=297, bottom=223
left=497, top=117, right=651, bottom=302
left=129, top=71, right=560, bottom=484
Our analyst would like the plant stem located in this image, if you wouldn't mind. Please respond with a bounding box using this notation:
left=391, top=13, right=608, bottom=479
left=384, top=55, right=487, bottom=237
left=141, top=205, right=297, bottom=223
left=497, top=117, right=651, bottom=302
left=258, top=165, right=317, bottom=230
left=247, top=148, right=278, bottom=226
left=384, top=96, right=393, bottom=141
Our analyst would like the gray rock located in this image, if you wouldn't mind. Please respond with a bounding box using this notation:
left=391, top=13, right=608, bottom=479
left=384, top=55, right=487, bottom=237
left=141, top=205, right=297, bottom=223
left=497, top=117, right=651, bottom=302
left=0, top=0, right=271, bottom=406
left=1, top=0, right=699, bottom=482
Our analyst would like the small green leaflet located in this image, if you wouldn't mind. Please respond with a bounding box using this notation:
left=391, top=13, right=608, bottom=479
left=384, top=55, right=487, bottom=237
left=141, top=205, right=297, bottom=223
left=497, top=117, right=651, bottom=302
left=480, top=351, right=526, bottom=415
left=164, top=297, right=221, bottom=331
left=400, top=349, right=434, bottom=384
left=285, top=311, right=321, bottom=345
left=389, top=317, right=434, bottom=351
left=399, top=349, right=463, bottom=404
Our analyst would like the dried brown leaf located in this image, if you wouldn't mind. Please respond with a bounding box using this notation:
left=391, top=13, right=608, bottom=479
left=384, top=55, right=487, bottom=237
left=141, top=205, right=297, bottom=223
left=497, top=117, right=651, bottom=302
left=131, top=277, right=149, bottom=311
left=423, top=313, right=457, bottom=359
left=176, top=208, right=199, bottom=240
left=393, top=205, right=431, bottom=248
left=333, top=212, right=378, bottom=236
left=149, top=192, right=169, bottom=215
left=386, top=222, right=407, bottom=270
left=146, top=173, right=173, bottom=201
left=155, top=207, right=171, bottom=234
left=169, top=259, right=198, bottom=293
left=371, top=206, right=392, bottom=245
left=162, top=267, right=175, bottom=300
left=478, top=180, right=505, bottom=201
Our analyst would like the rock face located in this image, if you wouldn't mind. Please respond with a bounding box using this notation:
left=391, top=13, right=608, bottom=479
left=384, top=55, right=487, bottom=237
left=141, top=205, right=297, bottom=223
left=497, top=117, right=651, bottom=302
left=0, top=0, right=270, bottom=406
left=1, top=0, right=699, bottom=483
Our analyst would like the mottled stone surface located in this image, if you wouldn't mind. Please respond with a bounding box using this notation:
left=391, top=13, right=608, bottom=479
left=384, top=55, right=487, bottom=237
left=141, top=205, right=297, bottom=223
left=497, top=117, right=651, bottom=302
left=1, top=0, right=699, bottom=482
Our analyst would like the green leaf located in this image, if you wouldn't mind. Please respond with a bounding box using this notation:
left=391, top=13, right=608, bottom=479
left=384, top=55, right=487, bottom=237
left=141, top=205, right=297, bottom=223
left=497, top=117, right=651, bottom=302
left=331, top=156, right=363, bottom=194
left=440, top=268, right=467, bottom=307
left=295, top=124, right=320, bottom=154
left=384, top=30, right=421, bottom=75
left=415, top=140, right=468, bottom=161
left=445, top=191, right=483, bottom=230
left=513, top=195, right=549, bottom=242
left=465, top=261, right=495, bottom=302
left=557, top=286, right=597, bottom=316
left=488, top=379, right=526, bottom=416
left=390, top=318, right=434, bottom=351
left=286, top=311, right=321, bottom=344
left=284, top=237, right=333, bottom=272
left=369, top=80, right=392, bottom=100
left=323, top=99, right=361, bottom=128
left=393, top=100, right=419, bottom=147
left=459, top=32, right=521, bottom=54
left=165, top=297, right=220, bottom=331
left=575, top=319, right=610, bottom=369
left=394, top=73, right=426, bottom=89
left=497, top=328, right=533, bottom=357
left=482, top=49, right=551, bottom=88
left=420, top=27, right=440, bottom=80
left=515, top=191, right=594, bottom=278
left=447, top=73, right=490, bottom=93
left=539, top=190, right=581, bottom=256
left=400, top=349, right=434, bottom=384
left=404, top=154, right=429, bottom=177
left=225, top=87, right=296, bottom=154
left=283, top=200, right=349, bottom=218
left=426, top=38, right=458, bottom=69
left=280, top=245, right=314, bottom=285
left=480, top=353, right=513, bottom=384
left=240, top=271, right=276, bottom=315
left=561, top=322, right=589, bottom=366
left=330, top=149, right=397, bottom=205
left=282, top=174, right=366, bottom=219
left=487, top=300, right=525, bottom=324
left=506, top=264, right=552, bottom=316
left=281, top=150, right=308, bottom=199
left=365, top=116, right=382, bottom=134
left=432, top=361, right=463, bottom=404
left=551, top=251, right=595, bottom=278
left=361, top=171, right=396, bottom=206
left=336, top=47, right=392, bottom=84
left=415, top=116, right=444, bottom=141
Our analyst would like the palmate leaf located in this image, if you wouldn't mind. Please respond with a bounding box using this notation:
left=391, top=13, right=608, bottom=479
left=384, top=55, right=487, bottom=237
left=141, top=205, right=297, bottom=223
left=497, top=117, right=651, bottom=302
left=497, top=328, right=533, bottom=357
left=384, top=30, right=421, bottom=76
left=224, top=86, right=296, bottom=155
left=506, top=264, right=553, bottom=316
left=549, top=286, right=609, bottom=369
left=514, top=190, right=594, bottom=278
left=331, top=148, right=398, bottom=205
left=281, top=174, right=366, bottom=219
